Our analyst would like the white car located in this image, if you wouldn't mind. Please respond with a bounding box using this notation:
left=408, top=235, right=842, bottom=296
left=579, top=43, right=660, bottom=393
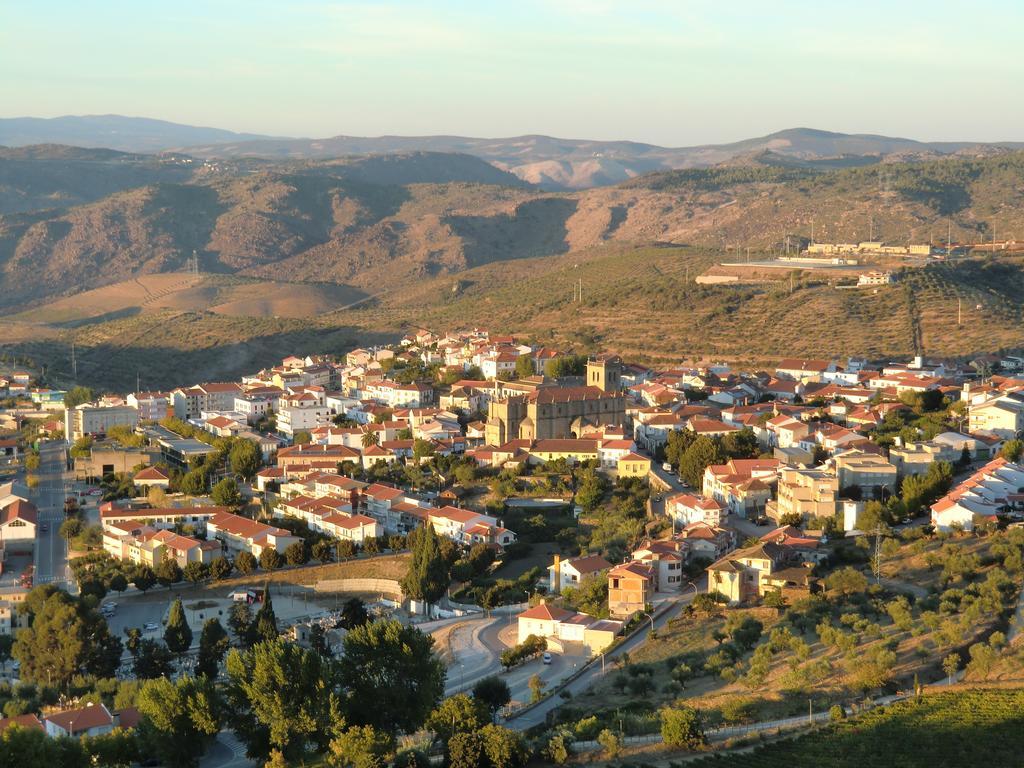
left=144, top=622, right=159, bottom=631
left=542, top=652, right=552, bottom=665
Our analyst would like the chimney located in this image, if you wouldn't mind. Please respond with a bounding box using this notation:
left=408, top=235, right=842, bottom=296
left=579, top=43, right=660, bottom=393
left=553, top=554, right=561, bottom=594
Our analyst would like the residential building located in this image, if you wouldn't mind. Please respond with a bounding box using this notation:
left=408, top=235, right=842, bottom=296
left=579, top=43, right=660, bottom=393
left=427, top=506, right=516, bottom=549
left=133, top=465, right=171, bottom=489
left=99, top=503, right=224, bottom=533
left=66, top=402, right=139, bottom=442
left=676, top=522, right=736, bottom=561
left=930, top=458, right=1024, bottom=531
left=607, top=560, right=655, bottom=618
left=0, top=499, right=37, bottom=551
left=617, top=452, right=652, bottom=478
left=703, top=458, right=780, bottom=517
left=666, top=493, right=725, bottom=528
left=44, top=704, right=115, bottom=739
left=547, top=554, right=612, bottom=594
left=832, top=449, right=897, bottom=498
left=127, top=392, right=170, bottom=421
left=707, top=541, right=817, bottom=604
left=771, top=467, right=838, bottom=522
left=206, top=512, right=301, bottom=557
left=516, top=601, right=621, bottom=656
left=278, top=390, right=332, bottom=437
left=630, top=539, right=686, bottom=591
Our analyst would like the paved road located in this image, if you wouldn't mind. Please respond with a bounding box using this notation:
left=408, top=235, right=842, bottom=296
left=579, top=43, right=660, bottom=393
left=31, top=440, right=73, bottom=587
left=506, top=584, right=703, bottom=730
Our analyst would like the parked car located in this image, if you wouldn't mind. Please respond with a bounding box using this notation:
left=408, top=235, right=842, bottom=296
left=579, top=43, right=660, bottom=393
left=143, top=622, right=159, bottom=631
left=542, top=652, right=552, bottom=665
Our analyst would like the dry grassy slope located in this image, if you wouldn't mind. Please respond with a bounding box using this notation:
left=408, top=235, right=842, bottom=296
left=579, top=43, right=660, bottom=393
left=10, top=273, right=368, bottom=325
left=350, top=245, right=1024, bottom=365
left=5, top=150, right=1024, bottom=313
left=9, top=247, right=1024, bottom=393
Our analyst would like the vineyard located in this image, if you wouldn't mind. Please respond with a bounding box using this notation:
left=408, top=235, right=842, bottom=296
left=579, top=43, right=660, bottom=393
left=681, top=689, right=1024, bottom=767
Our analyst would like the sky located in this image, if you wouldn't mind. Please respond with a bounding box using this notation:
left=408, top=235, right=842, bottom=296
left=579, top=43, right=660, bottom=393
left=2, top=1, right=1024, bottom=146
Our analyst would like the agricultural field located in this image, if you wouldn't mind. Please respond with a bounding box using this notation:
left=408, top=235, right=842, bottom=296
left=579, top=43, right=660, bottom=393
left=681, top=689, right=1024, bottom=768
left=550, top=528, right=1024, bottom=735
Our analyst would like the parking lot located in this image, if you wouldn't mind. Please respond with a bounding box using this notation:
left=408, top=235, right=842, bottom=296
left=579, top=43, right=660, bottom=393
left=101, top=582, right=369, bottom=649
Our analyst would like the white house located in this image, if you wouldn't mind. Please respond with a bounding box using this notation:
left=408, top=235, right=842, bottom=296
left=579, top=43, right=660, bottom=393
left=547, top=554, right=612, bottom=594
left=0, top=498, right=37, bottom=550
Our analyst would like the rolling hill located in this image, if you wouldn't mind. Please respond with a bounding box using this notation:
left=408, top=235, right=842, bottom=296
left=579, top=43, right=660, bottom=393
left=6, top=116, right=1024, bottom=189
left=4, top=145, right=1024, bottom=391
left=0, top=115, right=280, bottom=153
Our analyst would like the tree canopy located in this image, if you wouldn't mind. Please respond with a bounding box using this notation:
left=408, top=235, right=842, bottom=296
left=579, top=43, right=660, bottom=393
left=337, top=619, right=445, bottom=735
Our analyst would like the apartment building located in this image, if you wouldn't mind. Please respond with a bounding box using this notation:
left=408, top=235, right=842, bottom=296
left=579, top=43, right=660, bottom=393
left=772, top=467, right=838, bottom=522
left=66, top=403, right=139, bottom=442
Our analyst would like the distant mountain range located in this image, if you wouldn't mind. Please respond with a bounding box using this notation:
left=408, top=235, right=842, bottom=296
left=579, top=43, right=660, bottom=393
left=3, top=116, right=1024, bottom=189
left=0, top=115, right=281, bottom=154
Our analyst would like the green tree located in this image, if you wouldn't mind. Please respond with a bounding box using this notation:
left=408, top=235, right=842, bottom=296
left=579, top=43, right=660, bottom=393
left=479, top=724, right=528, bottom=768
left=412, top=438, right=436, bottom=463
left=400, top=525, right=449, bottom=607
left=660, top=706, right=705, bottom=749
left=259, top=547, right=282, bottom=571
left=228, top=602, right=254, bottom=646
left=179, top=470, right=207, bottom=496
left=515, top=354, right=535, bottom=379
left=137, top=675, right=221, bottom=768
left=252, top=589, right=278, bottom=644
left=164, top=598, right=193, bottom=658
left=59, top=517, right=84, bottom=541
left=426, top=694, right=487, bottom=745
left=156, top=556, right=183, bottom=587
left=338, top=619, right=445, bottom=734
left=235, top=551, right=257, bottom=575
left=229, top=439, right=263, bottom=480
left=196, top=618, right=230, bottom=679
left=329, top=724, right=394, bottom=768
left=528, top=673, right=545, bottom=702
left=132, top=565, right=157, bottom=592
left=679, top=435, right=724, bottom=489
left=209, top=556, right=233, bottom=580
left=293, top=431, right=312, bottom=445
left=449, top=731, right=484, bottom=768
left=943, top=652, right=960, bottom=684
left=597, top=728, right=622, bottom=758
left=211, top=477, right=244, bottom=509
left=340, top=597, right=369, bottom=630
left=284, top=541, right=307, bottom=566
left=825, top=566, right=869, bottom=596
left=134, top=638, right=175, bottom=679
left=1000, top=439, right=1024, bottom=462
left=473, top=675, right=511, bottom=721
left=13, top=586, right=120, bottom=687
left=225, top=639, right=337, bottom=762
left=64, top=385, right=95, bottom=409
left=312, top=539, right=335, bottom=563
left=183, top=561, right=209, bottom=583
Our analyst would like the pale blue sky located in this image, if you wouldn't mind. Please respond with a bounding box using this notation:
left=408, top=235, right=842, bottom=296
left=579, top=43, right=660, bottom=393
left=2, top=1, right=1022, bottom=145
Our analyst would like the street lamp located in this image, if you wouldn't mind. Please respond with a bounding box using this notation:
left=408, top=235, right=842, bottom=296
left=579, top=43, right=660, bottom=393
left=639, top=611, right=655, bottom=634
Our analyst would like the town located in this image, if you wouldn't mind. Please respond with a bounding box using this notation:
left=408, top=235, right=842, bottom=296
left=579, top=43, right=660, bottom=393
left=2, top=325, right=1024, bottom=766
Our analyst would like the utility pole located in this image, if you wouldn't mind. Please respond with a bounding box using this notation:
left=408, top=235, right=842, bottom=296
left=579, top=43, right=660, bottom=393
left=71, top=343, right=77, bottom=378
left=958, top=297, right=962, bottom=326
